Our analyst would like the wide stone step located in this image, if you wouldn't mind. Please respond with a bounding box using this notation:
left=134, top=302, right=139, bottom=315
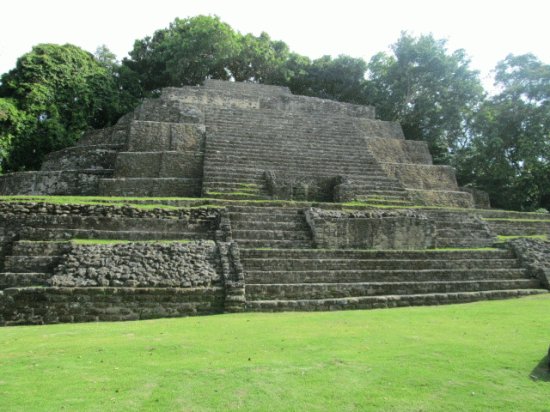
left=209, top=109, right=375, bottom=123
left=11, top=241, right=72, bottom=256
left=355, top=189, right=409, bottom=198
left=3, top=255, right=62, bottom=273
left=205, top=152, right=378, bottom=166
left=203, top=182, right=266, bottom=191
left=203, top=163, right=387, bottom=175
left=245, top=289, right=548, bottom=312
left=245, top=279, right=542, bottom=300
left=435, top=238, right=496, bottom=248
left=478, top=210, right=550, bottom=220
left=244, top=268, right=530, bottom=284
left=206, top=141, right=378, bottom=157
left=0, top=272, right=51, bottom=289
left=355, top=198, right=416, bottom=207
left=205, top=165, right=387, bottom=179
left=203, top=165, right=392, bottom=178
left=241, top=258, right=520, bottom=271
left=204, top=191, right=269, bottom=200
left=229, top=214, right=306, bottom=225
left=203, top=166, right=391, bottom=180
left=204, top=157, right=383, bottom=170
left=232, top=221, right=308, bottom=231
left=233, top=230, right=311, bottom=241
left=228, top=206, right=306, bottom=214
left=434, top=221, right=488, bottom=230
left=483, top=221, right=550, bottom=236
left=239, top=248, right=515, bottom=260
left=435, top=229, right=493, bottom=238
left=208, top=123, right=365, bottom=136
left=235, top=240, right=313, bottom=249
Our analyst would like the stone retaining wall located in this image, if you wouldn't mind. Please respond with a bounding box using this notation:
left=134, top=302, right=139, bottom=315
left=507, top=238, right=550, bottom=288
left=51, top=241, right=221, bottom=288
left=0, top=287, right=224, bottom=325
left=305, top=208, right=434, bottom=249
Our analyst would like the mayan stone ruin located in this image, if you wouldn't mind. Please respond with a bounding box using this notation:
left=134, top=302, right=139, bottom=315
left=0, top=80, right=548, bottom=325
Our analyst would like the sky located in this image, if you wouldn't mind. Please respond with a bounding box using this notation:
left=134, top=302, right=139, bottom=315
left=1, top=0, right=549, bottom=89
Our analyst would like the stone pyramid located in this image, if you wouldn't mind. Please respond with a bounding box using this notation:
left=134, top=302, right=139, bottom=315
left=0, top=80, right=479, bottom=208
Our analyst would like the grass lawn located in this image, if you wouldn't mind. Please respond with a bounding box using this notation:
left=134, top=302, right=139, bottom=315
left=0, top=295, right=549, bottom=411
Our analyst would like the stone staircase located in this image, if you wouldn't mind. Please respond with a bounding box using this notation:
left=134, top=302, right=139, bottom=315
left=240, top=248, right=546, bottom=311
left=477, top=209, right=550, bottom=237
left=0, top=240, right=70, bottom=289
left=431, top=211, right=496, bottom=248
left=228, top=205, right=313, bottom=249
left=202, top=107, right=413, bottom=204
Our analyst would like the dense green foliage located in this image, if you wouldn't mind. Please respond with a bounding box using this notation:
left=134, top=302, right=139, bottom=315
left=0, top=295, right=548, bottom=410
left=365, top=33, right=485, bottom=163
left=0, top=44, right=138, bottom=171
left=457, top=54, right=550, bottom=210
left=1, top=15, right=549, bottom=210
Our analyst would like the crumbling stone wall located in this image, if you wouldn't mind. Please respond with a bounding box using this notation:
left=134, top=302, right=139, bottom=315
left=50, top=241, right=221, bottom=288
left=0, top=201, right=219, bottom=241
left=507, top=238, right=550, bottom=288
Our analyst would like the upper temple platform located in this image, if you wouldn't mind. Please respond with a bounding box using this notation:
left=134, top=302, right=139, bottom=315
left=0, top=79, right=480, bottom=208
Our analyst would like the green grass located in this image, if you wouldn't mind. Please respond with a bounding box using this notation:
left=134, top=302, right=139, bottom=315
left=1, top=295, right=549, bottom=411
left=496, top=235, right=548, bottom=242
left=483, top=218, right=550, bottom=223
left=205, top=191, right=258, bottom=197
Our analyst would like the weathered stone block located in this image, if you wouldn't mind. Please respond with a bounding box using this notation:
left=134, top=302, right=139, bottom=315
left=406, top=189, right=474, bottom=208
left=460, top=187, right=491, bottom=209
left=305, top=208, right=435, bottom=249
left=126, top=121, right=204, bottom=152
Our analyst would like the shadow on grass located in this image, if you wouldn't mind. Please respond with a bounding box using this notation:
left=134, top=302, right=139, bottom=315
left=530, top=354, right=550, bottom=382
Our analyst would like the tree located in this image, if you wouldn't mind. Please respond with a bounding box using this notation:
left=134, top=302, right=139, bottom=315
left=123, top=16, right=241, bottom=91
left=289, top=55, right=368, bottom=104
left=0, top=98, right=31, bottom=172
left=365, top=33, right=484, bottom=163
left=0, top=43, right=136, bottom=171
left=458, top=54, right=550, bottom=210
left=229, top=32, right=291, bottom=85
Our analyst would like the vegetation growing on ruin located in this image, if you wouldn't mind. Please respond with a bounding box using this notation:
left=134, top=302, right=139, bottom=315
left=496, top=235, right=548, bottom=242
left=1, top=295, right=548, bottom=411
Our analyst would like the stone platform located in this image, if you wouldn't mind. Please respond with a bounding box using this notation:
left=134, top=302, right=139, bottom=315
left=0, top=199, right=547, bottom=325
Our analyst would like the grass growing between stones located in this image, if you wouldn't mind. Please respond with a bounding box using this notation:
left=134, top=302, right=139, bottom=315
left=1, top=295, right=549, bottom=411
left=496, top=235, right=548, bottom=242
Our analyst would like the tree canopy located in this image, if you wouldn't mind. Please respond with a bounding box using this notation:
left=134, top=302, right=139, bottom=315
left=0, top=43, right=137, bottom=171
left=364, top=33, right=485, bottom=164
left=457, top=54, right=550, bottom=210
